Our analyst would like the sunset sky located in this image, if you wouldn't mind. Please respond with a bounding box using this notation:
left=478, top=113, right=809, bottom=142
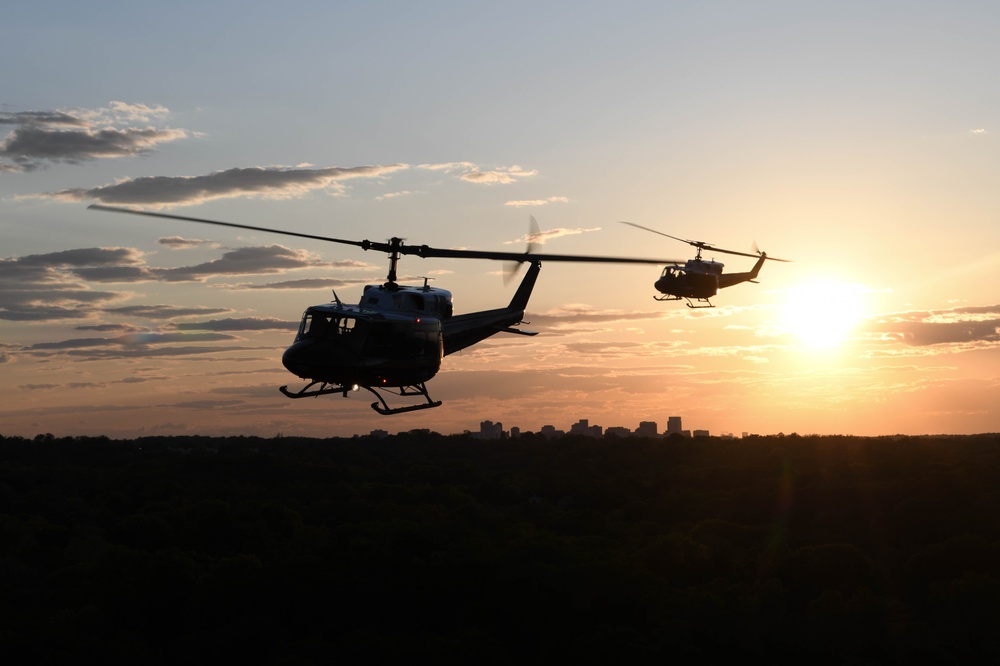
left=2, top=1, right=998, bottom=438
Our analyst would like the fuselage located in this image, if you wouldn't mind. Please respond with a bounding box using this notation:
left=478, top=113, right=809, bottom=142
left=655, top=259, right=724, bottom=299
left=280, top=264, right=539, bottom=390
left=281, top=283, right=450, bottom=388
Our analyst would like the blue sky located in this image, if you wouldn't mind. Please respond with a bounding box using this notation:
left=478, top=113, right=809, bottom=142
left=2, top=1, right=999, bottom=437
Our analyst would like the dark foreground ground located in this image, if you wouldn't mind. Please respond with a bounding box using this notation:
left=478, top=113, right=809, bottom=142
left=2, top=431, right=999, bottom=664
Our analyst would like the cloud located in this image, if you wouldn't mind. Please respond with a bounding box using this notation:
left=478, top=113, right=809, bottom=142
left=172, top=317, right=297, bottom=331
left=867, top=304, right=1000, bottom=347
left=75, top=323, right=145, bottom=332
left=104, top=305, right=231, bottom=319
left=13, top=247, right=146, bottom=268
left=459, top=165, right=537, bottom=184
left=506, top=227, right=601, bottom=245
left=0, top=248, right=140, bottom=321
left=154, top=245, right=328, bottom=281
left=0, top=101, right=187, bottom=172
left=527, top=305, right=674, bottom=329
left=18, top=376, right=162, bottom=391
left=57, top=245, right=332, bottom=283
left=417, top=162, right=537, bottom=185
left=0, top=242, right=374, bottom=321
left=55, top=345, right=258, bottom=360
left=221, top=276, right=375, bottom=290
left=742, top=355, right=771, bottom=364
left=28, top=331, right=239, bottom=351
left=376, top=190, right=415, bottom=200
left=172, top=399, right=246, bottom=410
left=158, top=236, right=218, bottom=249
left=42, top=164, right=408, bottom=207
left=505, top=196, right=570, bottom=208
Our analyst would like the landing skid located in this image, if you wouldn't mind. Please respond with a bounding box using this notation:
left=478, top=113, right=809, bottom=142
left=653, top=294, right=715, bottom=308
left=365, top=383, right=442, bottom=415
left=278, top=380, right=442, bottom=415
left=280, top=381, right=356, bottom=399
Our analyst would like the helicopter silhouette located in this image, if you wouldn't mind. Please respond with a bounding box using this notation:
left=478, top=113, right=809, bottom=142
left=621, top=221, right=791, bottom=308
left=90, top=205, right=672, bottom=415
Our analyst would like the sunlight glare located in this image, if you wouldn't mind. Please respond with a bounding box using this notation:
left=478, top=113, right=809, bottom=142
left=781, top=279, right=867, bottom=349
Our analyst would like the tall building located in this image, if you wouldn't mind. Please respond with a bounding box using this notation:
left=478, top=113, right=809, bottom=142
left=479, top=420, right=504, bottom=440
left=666, top=416, right=683, bottom=436
left=540, top=425, right=563, bottom=438
left=635, top=421, right=658, bottom=437
left=570, top=419, right=602, bottom=437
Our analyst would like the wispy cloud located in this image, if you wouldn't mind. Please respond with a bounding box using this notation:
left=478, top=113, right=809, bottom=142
left=375, top=190, right=415, bottom=200
left=459, top=165, right=537, bottom=184
left=0, top=248, right=139, bottom=320
left=505, top=227, right=601, bottom=245
left=157, top=236, right=218, bottom=249
left=418, top=162, right=537, bottom=184
left=29, top=332, right=239, bottom=350
left=505, top=196, right=569, bottom=207
left=0, top=101, right=187, bottom=172
left=153, top=245, right=328, bottom=282
left=172, top=317, right=297, bottom=331
left=103, top=305, right=231, bottom=319
left=41, top=164, right=408, bottom=207
left=0, top=243, right=375, bottom=321
left=220, top=276, right=375, bottom=290
left=866, top=304, right=1000, bottom=347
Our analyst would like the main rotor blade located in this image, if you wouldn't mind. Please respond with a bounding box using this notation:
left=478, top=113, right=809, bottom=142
left=407, top=245, right=680, bottom=265
left=620, top=220, right=790, bottom=261
left=88, top=204, right=370, bottom=250
left=620, top=221, right=694, bottom=246
left=89, top=204, right=681, bottom=265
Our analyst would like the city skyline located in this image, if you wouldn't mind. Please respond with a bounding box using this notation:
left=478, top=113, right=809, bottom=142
left=3, top=2, right=999, bottom=439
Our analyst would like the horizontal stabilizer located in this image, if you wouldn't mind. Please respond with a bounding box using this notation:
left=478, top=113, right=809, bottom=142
left=497, top=326, right=538, bottom=336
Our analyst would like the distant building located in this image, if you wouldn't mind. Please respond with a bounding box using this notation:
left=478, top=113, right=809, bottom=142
left=369, top=429, right=389, bottom=439
left=510, top=426, right=520, bottom=439
left=693, top=429, right=710, bottom=438
left=635, top=421, right=658, bottom=437
left=540, top=425, right=564, bottom=439
left=666, top=416, right=683, bottom=436
left=604, top=426, right=631, bottom=438
left=570, top=419, right=602, bottom=437
left=478, top=420, right=505, bottom=440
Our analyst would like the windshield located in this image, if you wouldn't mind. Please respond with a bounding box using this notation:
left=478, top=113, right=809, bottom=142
left=299, top=312, right=357, bottom=340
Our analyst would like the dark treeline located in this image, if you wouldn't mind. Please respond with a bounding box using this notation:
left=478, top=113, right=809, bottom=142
left=2, top=431, right=999, bottom=664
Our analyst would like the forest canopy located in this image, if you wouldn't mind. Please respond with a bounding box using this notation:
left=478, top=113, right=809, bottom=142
left=2, top=432, right=999, bottom=663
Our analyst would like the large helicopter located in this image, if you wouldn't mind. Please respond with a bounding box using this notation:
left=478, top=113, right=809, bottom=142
left=621, top=221, right=791, bottom=308
left=90, top=205, right=672, bottom=415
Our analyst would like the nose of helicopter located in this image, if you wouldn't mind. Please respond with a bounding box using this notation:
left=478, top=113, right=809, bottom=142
left=281, top=341, right=311, bottom=377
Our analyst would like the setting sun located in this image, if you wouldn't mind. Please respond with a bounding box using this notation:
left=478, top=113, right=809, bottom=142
left=781, top=280, right=867, bottom=349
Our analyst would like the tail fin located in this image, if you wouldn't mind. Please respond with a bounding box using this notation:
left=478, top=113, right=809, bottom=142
left=508, top=261, right=541, bottom=311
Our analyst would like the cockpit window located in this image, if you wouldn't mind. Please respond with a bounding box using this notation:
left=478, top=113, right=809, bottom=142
left=300, top=312, right=356, bottom=339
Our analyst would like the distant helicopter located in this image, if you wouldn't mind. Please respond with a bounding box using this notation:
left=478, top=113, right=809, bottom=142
left=621, top=222, right=791, bottom=308
left=90, top=206, right=671, bottom=415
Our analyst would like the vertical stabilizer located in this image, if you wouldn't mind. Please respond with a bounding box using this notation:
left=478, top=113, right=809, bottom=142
left=508, top=261, right=541, bottom=311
